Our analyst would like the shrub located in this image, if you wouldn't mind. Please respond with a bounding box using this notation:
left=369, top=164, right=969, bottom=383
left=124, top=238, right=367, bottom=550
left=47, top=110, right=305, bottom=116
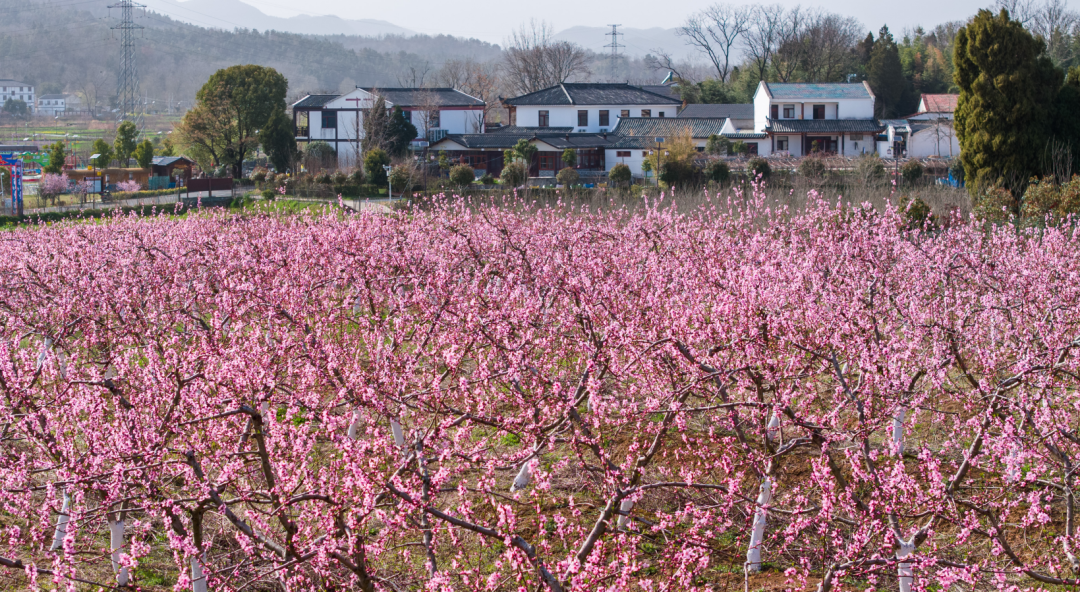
left=479, top=173, right=495, bottom=186
left=747, top=157, right=771, bottom=180
left=561, top=149, right=577, bottom=168
left=1020, top=175, right=1080, bottom=222
left=949, top=159, right=965, bottom=184
left=116, top=180, right=142, bottom=193
left=348, top=168, right=365, bottom=186
left=364, top=149, right=391, bottom=187
left=501, top=161, right=527, bottom=187
left=389, top=166, right=413, bottom=195
left=449, top=164, right=476, bottom=188
left=314, top=172, right=332, bottom=185
left=856, top=155, right=887, bottom=185
left=608, top=163, right=632, bottom=186
left=901, top=161, right=925, bottom=185
left=732, top=141, right=748, bottom=155
left=251, top=168, right=267, bottom=184
left=331, top=171, right=348, bottom=186
left=706, top=134, right=730, bottom=156
left=797, top=156, right=828, bottom=180
left=659, top=161, right=696, bottom=187
left=973, top=186, right=1018, bottom=223
left=261, top=188, right=276, bottom=201
left=704, top=160, right=731, bottom=184
left=556, top=167, right=579, bottom=186
left=898, top=194, right=934, bottom=229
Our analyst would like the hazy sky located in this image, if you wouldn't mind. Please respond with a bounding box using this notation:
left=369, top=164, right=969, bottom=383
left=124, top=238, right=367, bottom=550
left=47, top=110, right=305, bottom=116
left=238, top=0, right=996, bottom=43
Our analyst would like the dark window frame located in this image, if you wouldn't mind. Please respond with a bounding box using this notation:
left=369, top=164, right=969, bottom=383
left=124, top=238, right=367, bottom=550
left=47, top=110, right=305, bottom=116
left=813, top=105, right=825, bottom=120
left=641, top=109, right=652, bottom=118
left=620, top=109, right=630, bottom=118
left=578, top=110, right=588, bottom=127
left=771, top=105, right=779, bottom=119
left=599, top=110, right=610, bottom=127
left=538, top=110, right=549, bottom=127
left=321, top=110, right=337, bottom=129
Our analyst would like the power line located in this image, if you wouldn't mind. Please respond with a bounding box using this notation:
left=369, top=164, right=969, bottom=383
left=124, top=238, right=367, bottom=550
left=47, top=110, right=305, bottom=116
left=604, top=24, right=623, bottom=82
left=109, top=0, right=145, bottom=125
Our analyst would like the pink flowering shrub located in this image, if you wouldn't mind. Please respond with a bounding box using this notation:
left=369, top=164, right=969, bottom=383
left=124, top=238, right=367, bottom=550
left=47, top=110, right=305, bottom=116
left=38, top=173, right=69, bottom=205
left=0, top=194, right=1078, bottom=592
left=116, top=179, right=142, bottom=193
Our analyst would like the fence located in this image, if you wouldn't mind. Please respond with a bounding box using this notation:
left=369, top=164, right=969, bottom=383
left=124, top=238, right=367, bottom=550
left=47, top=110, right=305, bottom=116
left=187, top=178, right=234, bottom=194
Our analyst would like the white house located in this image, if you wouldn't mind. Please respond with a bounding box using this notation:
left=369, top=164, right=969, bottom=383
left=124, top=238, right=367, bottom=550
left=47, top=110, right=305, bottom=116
left=502, top=83, right=683, bottom=134
left=908, top=94, right=958, bottom=120
left=0, top=79, right=35, bottom=114
left=37, top=94, right=79, bottom=116
left=883, top=119, right=960, bottom=158
left=292, top=87, right=486, bottom=168
left=605, top=117, right=766, bottom=178
left=754, top=81, right=883, bottom=157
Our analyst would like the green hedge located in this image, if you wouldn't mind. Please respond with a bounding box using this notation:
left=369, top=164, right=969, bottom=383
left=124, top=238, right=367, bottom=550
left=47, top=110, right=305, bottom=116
left=0, top=204, right=192, bottom=228
left=110, top=188, right=182, bottom=200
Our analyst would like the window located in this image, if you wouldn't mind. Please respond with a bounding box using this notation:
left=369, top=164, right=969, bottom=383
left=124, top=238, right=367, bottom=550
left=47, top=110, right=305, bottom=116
left=658, top=112, right=666, bottom=118
left=538, top=110, right=549, bottom=127
left=783, top=104, right=795, bottom=118
left=776, top=136, right=789, bottom=151
left=771, top=105, right=779, bottom=119
left=813, top=105, right=825, bottom=119
left=429, top=111, right=440, bottom=128
left=539, top=153, right=557, bottom=170
left=620, top=110, right=630, bottom=118
left=403, top=110, right=412, bottom=122
left=616, top=151, right=631, bottom=157
left=641, top=109, right=651, bottom=118
left=599, top=110, right=609, bottom=126
left=578, top=110, right=588, bottom=127
left=746, top=144, right=759, bottom=155
left=321, top=111, right=336, bottom=128
left=850, top=133, right=864, bottom=141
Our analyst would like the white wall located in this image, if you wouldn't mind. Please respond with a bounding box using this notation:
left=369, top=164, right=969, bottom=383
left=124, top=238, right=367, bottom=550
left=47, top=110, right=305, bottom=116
left=908, top=125, right=960, bottom=158
left=605, top=148, right=652, bottom=178
left=414, top=108, right=484, bottom=136
left=516, top=104, right=676, bottom=132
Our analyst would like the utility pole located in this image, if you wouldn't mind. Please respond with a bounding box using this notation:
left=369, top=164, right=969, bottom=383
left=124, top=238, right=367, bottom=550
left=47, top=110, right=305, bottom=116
left=110, top=0, right=145, bottom=126
left=605, top=24, right=623, bottom=82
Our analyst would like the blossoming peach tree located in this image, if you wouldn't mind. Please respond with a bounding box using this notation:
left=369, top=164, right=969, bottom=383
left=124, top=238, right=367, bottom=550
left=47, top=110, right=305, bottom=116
left=0, top=193, right=1077, bottom=592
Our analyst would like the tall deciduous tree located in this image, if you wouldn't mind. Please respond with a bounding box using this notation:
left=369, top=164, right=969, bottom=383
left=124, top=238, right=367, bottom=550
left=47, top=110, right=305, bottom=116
left=502, top=20, right=590, bottom=95
left=90, top=139, right=113, bottom=169
left=955, top=8, right=1062, bottom=196
left=114, top=121, right=138, bottom=167
left=868, top=26, right=907, bottom=117
left=43, top=142, right=65, bottom=174
left=134, top=139, right=154, bottom=169
left=177, top=65, right=288, bottom=179
left=261, top=108, right=297, bottom=173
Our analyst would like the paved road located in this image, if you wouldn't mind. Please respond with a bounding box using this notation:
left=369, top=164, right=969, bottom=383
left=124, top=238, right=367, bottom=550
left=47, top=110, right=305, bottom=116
left=13, top=192, right=395, bottom=216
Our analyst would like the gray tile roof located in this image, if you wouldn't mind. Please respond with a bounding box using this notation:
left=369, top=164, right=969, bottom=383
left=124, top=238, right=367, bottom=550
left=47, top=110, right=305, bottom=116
left=640, top=85, right=681, bottom=100
left=292, top=94, right=338, bottom=109
left=612, top=117, right=728, bottom=139
left=678, top=103, right=753, bottom=119
left=765, top=83, right=872, bottom=100
left=152, top=156, right=194, bottom=167
left=504, top=83, right=682, bottom=106
left=486, top=125, right=574, bottom=134
left=724, top=132, right=768, bottom=139
left=765, top=118, right=884, bottom=133
left=360, top=88, right=484, bottom=107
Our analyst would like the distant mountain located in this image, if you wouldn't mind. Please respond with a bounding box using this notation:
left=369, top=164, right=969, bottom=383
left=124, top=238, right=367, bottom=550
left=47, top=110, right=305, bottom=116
left=552, top=26, right=694, bottom=59
left=142, top=0, right=415, bottom=37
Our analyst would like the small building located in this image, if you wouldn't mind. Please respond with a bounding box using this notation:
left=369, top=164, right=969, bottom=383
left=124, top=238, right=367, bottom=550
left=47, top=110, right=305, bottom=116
left=37, top=94, right=80, bottom=117
left=606, top=117, right=766, bottom=177
left=753, top=81, right=882, bottom=157
left=908, top=94, right=958, bottom=121
left=429, top=126, right=615, bottom=179
left=0, top=79, right=35, bottom=114
left=502, top=83, right=683, bottom=134
left=151, top=156, right=195, bottom=187
left=883, top=119, right=960, bottom=159
left=68, top=168, right=151, bottom=190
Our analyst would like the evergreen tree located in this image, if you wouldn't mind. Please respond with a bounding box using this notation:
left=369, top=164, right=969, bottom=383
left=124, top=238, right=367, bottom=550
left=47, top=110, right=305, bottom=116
left=868, top=26, right=907, bottom=117
left=362, top=96, right=390, bottom=153
left=1053, top=66, right=1080, bottom=175
left=114, top=121, right=139, bottom=167
left=387, top=106, right=418, bottom=157
left=261, top=107, right=297, bottom=173
left=955, top=9, right=1062, bottom=197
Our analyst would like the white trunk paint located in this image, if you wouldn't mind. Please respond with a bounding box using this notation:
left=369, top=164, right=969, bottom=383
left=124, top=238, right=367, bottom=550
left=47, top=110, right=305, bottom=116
left=892, top=406, right=907, bottom=456
left=746, top=477, right=773, bottom=573
left=109, top=516, right=129, bottom=586
left=50, top=490, right=70, bottom=551
left=56, top=351, right=67, bottom=380
left=261, top=402, right=270, bottom=421
left=391, top=419, right=405, bottom=447
left=37, top=337, right=52, bottom=371
left=191, top=553, right=208, bottom=592
left=352, top=295, right=363, bottom=314
left=347, top=409, right=362, bottom=440
left=616, top=499, right=635, bottom=529
left=510, top=461, right=531, bottom=492
left=766, top=412, right=780, bottom=442
left=104, top=364, right=117, bottom=379
left=897, top=539, right=915, bottom=592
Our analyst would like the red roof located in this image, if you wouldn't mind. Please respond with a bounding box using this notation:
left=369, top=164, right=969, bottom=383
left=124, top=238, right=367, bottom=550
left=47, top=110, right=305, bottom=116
left=919, top=94, right=958, bottom=113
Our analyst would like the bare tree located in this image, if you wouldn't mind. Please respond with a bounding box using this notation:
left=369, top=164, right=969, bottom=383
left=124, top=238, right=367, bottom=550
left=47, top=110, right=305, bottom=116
left=771, top=6, right=808, bottom=82
left=502, top=20, right=590, bottom=95
left=397, top=62, right=432, bottom=88
left=1031, top=0, right=1078, bottom=66
left=995, top=0, right=1038, bottom=25
left=412, top=90, right=442, bottom=141
left=437, top=59, right=501, bottom=131
left=744, top=4, right=786, bottom=84
left=799, top=12, right=863, bottom=82
left=678, top=4, right=752, bottom=82
left=643, top=51, right=711, bottom=84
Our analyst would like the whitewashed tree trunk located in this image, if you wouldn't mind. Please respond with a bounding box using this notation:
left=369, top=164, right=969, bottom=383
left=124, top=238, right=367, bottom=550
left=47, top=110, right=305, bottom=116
left=391, top=419, right=405, bottom=447
left=347, top=409, right=362, bottom=440
left=892, top=406, right=907, bottom=456
left=510, top=460, right=531, bottom=492
left=109, top=508, right=129, bottom=586
left=37, top=337, right=53, bottom=371
left=190, top=553, right=208, bottom=592
left=56, top=351, right=67, bottom=380
left=50, top=490, right=70, bottom=551
left=766, top=412, right=780, bottom=442
left=616, top=499, right=635, bottom=529
left=897, top=538, right=915, bottom=592
left=746, top=477, right=773, bottom=573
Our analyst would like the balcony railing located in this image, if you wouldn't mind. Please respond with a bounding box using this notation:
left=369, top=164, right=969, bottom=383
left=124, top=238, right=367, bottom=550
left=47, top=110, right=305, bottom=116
left=296, top=126, right=309, bottom=138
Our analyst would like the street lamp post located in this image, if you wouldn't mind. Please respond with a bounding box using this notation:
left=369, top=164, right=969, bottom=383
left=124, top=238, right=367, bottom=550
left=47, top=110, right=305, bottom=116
left=655, top=137, right=664, bottom=187
left=384, top=164, right=392, bottom=198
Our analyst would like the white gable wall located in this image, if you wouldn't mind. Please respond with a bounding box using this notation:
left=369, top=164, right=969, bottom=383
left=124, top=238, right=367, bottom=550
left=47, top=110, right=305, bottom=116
left=515, top=104, right=677, bottom=133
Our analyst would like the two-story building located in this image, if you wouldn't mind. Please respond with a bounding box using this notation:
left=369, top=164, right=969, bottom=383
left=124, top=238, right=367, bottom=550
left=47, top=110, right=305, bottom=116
left=37, top=94, right=79, bottom=117
left=292, top=87, right=485, bottom=168
left=0, top=80, right=34, bottom=114
left=502, top=83, right=683, bottom=133
left=755, top=81, right=884, bottom=157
